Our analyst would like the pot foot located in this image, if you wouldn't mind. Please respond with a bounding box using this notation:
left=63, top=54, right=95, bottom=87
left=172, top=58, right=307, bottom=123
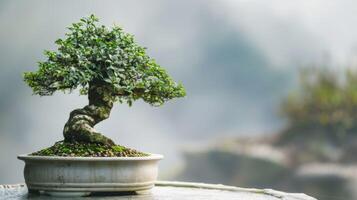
left=44, top=191, right=91, bottom=197
left=136, top=189, right=152, bottom=195
left=28, top=189, right=40, bottom=194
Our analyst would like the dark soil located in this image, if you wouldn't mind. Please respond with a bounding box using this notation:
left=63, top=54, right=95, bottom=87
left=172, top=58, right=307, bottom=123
left=31, top=141, right=149, bottom=157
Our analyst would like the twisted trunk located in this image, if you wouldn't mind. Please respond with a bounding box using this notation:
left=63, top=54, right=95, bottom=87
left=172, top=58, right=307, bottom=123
left=63, top=81, right=115, bottom=146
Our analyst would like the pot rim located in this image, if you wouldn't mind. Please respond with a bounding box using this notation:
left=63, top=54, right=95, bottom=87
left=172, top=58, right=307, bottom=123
left=17, top=153, right=163, bottom=161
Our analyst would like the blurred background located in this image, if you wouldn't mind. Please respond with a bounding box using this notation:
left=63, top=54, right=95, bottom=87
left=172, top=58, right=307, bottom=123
left=1, top=1, right=357, bottom=199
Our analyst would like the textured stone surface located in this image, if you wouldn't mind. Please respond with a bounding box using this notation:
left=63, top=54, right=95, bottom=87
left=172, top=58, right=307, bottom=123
left=0, top=181, right=316, bottom=200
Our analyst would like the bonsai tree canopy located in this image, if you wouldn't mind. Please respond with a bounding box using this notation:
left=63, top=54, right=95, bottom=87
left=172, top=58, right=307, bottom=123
left=24, top=15, right=185, bottom=146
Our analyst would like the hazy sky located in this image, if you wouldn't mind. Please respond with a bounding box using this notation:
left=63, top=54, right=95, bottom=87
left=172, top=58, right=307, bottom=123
left=1, top=0, right=357, bottom=183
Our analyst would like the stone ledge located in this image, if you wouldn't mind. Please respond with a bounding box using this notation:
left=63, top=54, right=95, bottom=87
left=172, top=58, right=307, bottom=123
left=156, top=181, right=317, bottom=200
left=1, top=181, right=317, bottom=200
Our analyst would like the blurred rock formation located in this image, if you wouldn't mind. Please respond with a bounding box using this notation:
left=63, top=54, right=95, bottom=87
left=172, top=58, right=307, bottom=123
left=174, top=135, right=357, bottom=200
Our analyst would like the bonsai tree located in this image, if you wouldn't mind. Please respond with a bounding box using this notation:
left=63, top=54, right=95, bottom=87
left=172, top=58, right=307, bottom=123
left=24, top=15, right=185, bottom=147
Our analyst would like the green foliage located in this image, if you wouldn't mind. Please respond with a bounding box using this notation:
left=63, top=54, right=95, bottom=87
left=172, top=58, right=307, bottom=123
left=24, top=14, right=185, bottom=106
left=281, top=68, right=357, bottom=143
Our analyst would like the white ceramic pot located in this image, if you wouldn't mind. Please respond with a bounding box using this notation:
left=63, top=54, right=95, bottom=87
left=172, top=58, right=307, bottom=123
left=17, top=154, right=163, bottom=197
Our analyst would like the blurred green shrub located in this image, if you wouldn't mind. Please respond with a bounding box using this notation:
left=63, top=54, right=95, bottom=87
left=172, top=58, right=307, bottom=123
left=280, top=68, right=357, bottom=146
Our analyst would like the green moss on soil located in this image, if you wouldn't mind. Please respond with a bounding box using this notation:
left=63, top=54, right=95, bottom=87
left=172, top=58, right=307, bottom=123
left=31, top=141, right=149, bottom=157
